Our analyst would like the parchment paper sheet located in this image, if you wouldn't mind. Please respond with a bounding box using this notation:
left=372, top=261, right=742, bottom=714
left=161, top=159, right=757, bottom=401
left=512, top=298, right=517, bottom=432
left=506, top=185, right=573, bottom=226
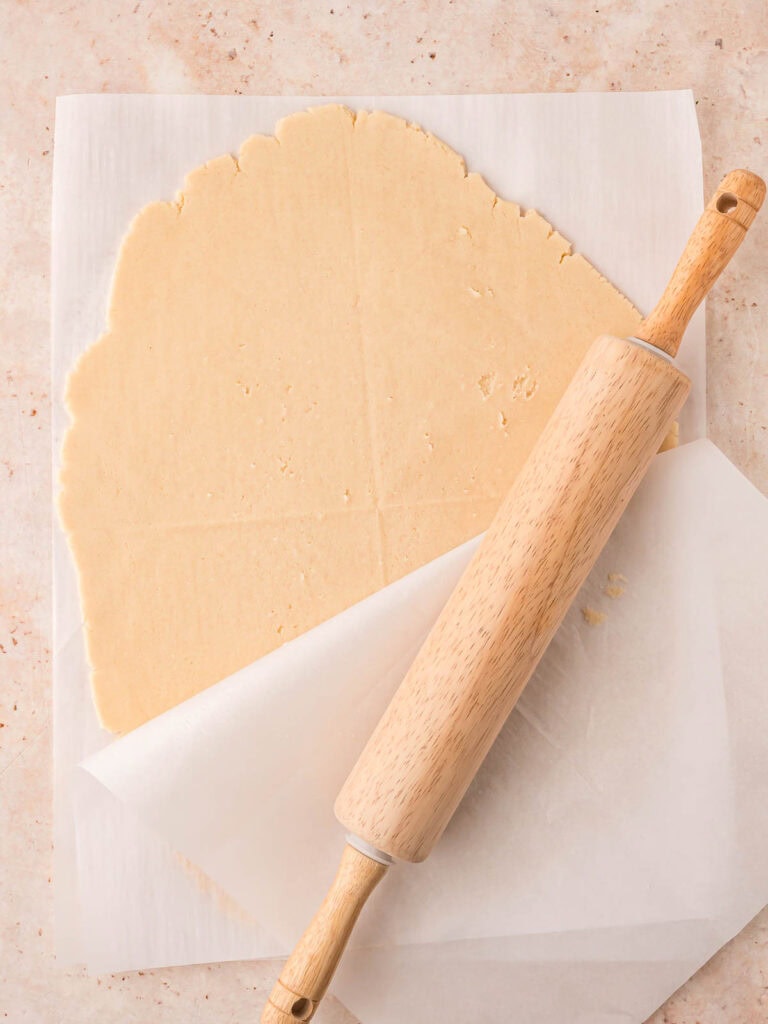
left=52, top=93, right=767, bottom=1024
left=84, top=440, right=768, bottom=1024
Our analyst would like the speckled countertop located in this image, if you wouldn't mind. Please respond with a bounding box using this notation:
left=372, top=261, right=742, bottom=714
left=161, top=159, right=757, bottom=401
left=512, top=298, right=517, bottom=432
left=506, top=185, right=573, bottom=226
left=1, top=2, right=767, bottom=1022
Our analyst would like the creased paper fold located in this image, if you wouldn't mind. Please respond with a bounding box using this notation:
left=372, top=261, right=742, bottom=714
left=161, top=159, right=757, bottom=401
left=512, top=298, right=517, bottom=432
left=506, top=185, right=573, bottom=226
left=82, top=441, right=768, bottom=1024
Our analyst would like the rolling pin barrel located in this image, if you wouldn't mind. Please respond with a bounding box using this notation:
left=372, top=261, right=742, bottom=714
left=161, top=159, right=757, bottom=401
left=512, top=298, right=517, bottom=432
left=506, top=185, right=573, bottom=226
left=335, top=333, right=690, bottom=860
left=334, top=167, right=766, bottom=864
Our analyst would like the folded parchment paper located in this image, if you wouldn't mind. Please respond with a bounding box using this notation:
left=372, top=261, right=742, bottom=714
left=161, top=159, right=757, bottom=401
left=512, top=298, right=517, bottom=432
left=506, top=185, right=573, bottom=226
left=84, top=440, right=768, bottom=1024
left=53, top=93, right=768, bottom=1024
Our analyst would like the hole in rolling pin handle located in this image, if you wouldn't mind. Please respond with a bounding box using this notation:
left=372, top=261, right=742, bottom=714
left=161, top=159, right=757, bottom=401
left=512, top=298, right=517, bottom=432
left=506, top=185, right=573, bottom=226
left=716, top=192, right=738, bottom=214
left=290, top=997, right=313, bottom=1020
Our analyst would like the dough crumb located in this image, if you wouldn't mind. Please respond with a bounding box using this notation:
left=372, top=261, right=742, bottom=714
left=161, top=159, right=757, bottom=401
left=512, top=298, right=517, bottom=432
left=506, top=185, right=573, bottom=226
left=511, top=368, right=539, bottom=401
left=607, top=572, right=628, bottom=583
left=658, top=421, right=679, bottom=453
left=603, top=584, right=625, bottom=599
left=424, top=432, right=435, bottom=451
left=477, top=372, right=497, bottom=399
left=468, top=286, right=482, bottom=298
left=343, top=489, right=351, bottom=503
left=236, top=379, right=251, bottom=396
left=457, top=225, right=471, bottom=238
left=498, top=410, right=508, bottom=428
left=581, top=606, right=607, bottom=626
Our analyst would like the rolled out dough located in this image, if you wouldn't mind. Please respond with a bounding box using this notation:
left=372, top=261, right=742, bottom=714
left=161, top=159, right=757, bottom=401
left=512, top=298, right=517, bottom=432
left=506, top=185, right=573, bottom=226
left=59, top=104, right=641, bottom=733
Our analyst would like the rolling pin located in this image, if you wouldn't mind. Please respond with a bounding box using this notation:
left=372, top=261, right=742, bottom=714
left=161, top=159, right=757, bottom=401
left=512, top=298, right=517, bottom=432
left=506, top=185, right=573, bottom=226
left=262, top=169, right=765, bottom=1023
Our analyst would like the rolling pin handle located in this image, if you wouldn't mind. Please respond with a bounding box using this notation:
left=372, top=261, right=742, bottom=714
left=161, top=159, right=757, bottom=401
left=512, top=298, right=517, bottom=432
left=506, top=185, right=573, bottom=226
left=636, top=168, right=765, bottom=357
left=261, top=843, right=388, bottom=1024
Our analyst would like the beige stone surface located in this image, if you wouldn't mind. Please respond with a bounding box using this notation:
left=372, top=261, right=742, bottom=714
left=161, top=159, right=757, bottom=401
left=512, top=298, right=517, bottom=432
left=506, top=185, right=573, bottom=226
left=0, top=1, right=766, bottom=1021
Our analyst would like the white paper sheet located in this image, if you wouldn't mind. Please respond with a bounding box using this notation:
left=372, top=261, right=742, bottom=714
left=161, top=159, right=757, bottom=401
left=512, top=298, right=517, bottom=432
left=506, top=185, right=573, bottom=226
left=82, top=441, right=768, bottom=1024
left=51, top=91, right=726, bottom=1019
left=83, top=444, right=731, bottom=948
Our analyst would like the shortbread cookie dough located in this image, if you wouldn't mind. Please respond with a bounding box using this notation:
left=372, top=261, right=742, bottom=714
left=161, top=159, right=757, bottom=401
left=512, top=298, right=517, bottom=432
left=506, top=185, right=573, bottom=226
left=59, top=105, right=641, bottom=733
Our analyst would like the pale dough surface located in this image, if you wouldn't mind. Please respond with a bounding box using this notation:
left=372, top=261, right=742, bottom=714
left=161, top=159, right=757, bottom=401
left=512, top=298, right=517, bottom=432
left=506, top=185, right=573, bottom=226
left=59, top=104, right=641, bottom=733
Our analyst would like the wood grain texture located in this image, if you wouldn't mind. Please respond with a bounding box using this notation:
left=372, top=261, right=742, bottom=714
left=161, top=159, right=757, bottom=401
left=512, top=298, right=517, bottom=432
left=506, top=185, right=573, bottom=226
left=636, top=169, right=765, bottom=356
left=266, top=165, right=763, bottom=1021
left=335, top=334, right=690, bottom=861
left=261, top=845, right=387, bottom=1023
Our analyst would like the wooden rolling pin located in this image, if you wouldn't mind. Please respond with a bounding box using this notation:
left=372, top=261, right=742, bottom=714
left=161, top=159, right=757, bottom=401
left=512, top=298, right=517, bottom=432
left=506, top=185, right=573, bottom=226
left=262, top=169, right=765, bottom=1023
